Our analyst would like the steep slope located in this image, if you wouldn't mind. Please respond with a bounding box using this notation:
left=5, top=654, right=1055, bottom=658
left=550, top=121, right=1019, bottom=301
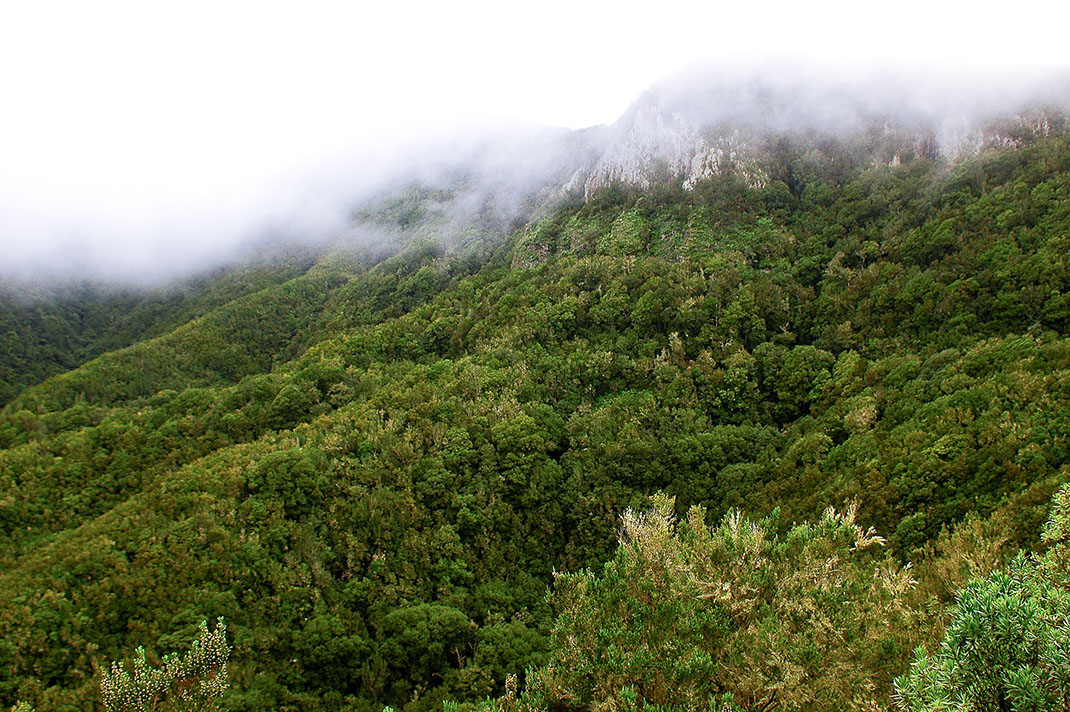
left=3, top=123, right=1070, bottom=712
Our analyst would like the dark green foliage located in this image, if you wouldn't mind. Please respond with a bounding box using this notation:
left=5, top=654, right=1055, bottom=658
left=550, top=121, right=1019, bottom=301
left=461, top=495, right=918, bottom=712
left=2, top=135, right=1070, bottom=711
left=0, top=258, right=315, bottom=408
left=895, top=485, right=1070, bottom=711
left=379, top=604, right=474, bottom=699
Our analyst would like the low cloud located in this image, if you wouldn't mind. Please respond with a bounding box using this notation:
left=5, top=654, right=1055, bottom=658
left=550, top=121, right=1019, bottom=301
left=3, top=56, right=1068, bottom=290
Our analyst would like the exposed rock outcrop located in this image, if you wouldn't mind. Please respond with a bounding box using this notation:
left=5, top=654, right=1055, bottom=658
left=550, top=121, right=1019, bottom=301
left=566, top=65, right=1070, bottom=200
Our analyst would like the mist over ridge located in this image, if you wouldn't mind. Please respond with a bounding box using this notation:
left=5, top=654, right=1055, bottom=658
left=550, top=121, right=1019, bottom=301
left=3, top=58, right=1070, bottom=289
left=580, top=58, right=1070, bottom=196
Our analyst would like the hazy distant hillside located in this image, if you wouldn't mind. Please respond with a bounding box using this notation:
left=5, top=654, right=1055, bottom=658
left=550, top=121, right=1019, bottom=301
left=0, top=257, right=317, bottom=407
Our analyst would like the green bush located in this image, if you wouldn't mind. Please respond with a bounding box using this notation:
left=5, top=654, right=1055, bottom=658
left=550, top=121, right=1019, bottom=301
left=895, top=485, right=1070, bottom=712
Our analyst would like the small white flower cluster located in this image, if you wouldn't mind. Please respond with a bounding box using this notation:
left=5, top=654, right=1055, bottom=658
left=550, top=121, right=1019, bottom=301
left=100, top=618, right=230, bottom=712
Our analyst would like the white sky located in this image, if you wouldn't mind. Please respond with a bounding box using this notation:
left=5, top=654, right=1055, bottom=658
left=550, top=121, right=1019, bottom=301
left=2, top=0, right=1070, bottom=281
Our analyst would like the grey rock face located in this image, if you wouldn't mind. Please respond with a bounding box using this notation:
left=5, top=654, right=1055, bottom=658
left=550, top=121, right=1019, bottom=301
left=565, top=65, right=1070, bottom=200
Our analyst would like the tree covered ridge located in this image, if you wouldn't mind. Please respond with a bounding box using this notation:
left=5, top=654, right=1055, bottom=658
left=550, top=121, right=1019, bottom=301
left=0, top=256, right=318, bottom=409
left=1, top=134, right=1069, bottom=710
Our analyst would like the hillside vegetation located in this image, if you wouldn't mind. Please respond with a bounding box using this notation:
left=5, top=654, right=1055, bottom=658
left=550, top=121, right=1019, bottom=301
left=0, top=256, right=318, bottom=408
left=2, top=132, right=1070, bottom=711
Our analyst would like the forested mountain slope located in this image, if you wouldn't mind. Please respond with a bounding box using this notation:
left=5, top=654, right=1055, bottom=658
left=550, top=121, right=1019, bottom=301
left=0, top=255, right=318, bottom=408
left=3, top=115, right=1070, bottom=711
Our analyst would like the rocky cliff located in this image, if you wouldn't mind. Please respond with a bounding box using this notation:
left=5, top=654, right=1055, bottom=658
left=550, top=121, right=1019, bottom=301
left=569, top=66, right=1070, bottom=199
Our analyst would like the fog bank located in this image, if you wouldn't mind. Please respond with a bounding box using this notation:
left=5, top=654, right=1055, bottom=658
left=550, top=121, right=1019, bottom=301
left=4, top=56, right=1070, bottom=288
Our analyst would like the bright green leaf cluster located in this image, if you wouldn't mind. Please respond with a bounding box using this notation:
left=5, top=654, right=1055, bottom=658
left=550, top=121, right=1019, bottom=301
left=895, top=485, right=1070, bottom=711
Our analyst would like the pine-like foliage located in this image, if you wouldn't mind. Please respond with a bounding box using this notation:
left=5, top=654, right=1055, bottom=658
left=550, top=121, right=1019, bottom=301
left=468, top=494, right=919, bottom=711
left=99, top=619, right=230, bottom=712
left=895, top=485, right=1070, bottom=711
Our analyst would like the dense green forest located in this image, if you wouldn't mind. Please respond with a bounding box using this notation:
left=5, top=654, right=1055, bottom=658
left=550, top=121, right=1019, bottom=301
left=2, top=128, right=1070, bottom=711
left=0, top=255, right=318, bottom=408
